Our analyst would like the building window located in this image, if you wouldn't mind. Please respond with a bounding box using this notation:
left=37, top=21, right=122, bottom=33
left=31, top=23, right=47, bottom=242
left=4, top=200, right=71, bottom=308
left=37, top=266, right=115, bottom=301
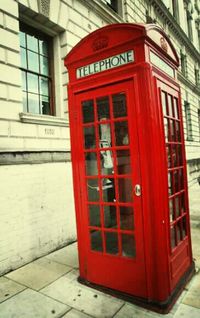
left=198, top=108, right=200, bottom=141
left=180, top=50, right=187, bottom=77
left=100, top=0, right=118, bottom=13
left=195, top=66, right=200, bottom=86
left=184, top=101, right=193, bottom=141
left=184, top=1, right=194, bottom=41
left=20, top=24, right=53, bottom=115
left=162, top=0, right=179, bottom=21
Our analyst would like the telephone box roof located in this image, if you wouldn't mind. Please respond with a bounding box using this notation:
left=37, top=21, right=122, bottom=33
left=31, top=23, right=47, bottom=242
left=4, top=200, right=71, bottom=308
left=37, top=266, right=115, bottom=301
left=65, top=23, right=179, bottom=68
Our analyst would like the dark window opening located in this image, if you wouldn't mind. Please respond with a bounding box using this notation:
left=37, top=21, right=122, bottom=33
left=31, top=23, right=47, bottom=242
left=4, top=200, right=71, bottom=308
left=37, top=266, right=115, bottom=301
left=184, top=101, right=193, bottom=141
left=101, top=0, right=118, bottom=13
left=198, top=108, right=200, bottom=141
left=195, top=67, right=200, bottom=87
left=180, top=51, right=187, bottom=78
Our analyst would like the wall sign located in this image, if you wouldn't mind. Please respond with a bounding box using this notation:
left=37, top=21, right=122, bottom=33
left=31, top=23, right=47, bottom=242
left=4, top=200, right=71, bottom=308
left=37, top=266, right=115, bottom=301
left=77, top=50, right=134, bottom=78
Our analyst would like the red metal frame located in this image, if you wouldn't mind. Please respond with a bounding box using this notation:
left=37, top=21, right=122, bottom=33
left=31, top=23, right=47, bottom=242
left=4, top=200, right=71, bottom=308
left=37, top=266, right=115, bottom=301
left=64, top=24, right=194, bottom=313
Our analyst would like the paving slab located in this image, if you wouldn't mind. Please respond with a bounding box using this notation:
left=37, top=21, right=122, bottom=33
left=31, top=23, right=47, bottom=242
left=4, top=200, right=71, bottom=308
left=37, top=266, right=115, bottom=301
left=0, top=276, right=26, bottom=303
left=5, top=257, right=72, bottom=291
left=0, top=288, right=70, bottom=318
left=41, top=273, right=124, bottom=318
left=174, top=303, right=200, bottom=318
left=62, top=308, right=92, bottom=318
left=182, top=272, right=200, bottom=309
left=46, top=243, right=79, bottom=268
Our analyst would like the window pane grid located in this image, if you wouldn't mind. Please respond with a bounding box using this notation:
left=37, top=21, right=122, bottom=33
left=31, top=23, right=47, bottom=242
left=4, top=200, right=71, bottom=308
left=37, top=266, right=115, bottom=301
left=161, top=89, right=188, bottom=252
left=83, top=93, right=135, bottom=258
left=20, top=25, right=52, bottom=115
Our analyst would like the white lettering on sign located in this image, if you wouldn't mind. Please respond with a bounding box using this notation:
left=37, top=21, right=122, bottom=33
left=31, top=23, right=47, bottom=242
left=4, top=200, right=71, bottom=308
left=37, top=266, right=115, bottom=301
left=76, top=50, right=134, bottom=78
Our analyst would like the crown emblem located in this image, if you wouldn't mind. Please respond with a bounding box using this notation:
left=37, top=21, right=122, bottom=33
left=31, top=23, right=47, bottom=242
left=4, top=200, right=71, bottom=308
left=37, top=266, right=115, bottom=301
left=160, top=37, right=168, bottom=52
left=92, top=36, right=109, bottom=51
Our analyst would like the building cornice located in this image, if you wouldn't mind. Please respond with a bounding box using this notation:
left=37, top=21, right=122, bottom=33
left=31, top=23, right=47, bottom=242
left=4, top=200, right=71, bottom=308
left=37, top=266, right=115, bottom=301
left=150, top=0, right=200, bottom=63
left=178, top=71, right=200, bottom=95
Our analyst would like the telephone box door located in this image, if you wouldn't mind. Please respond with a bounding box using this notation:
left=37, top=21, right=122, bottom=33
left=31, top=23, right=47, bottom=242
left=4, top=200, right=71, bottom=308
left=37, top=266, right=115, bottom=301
left=74, top=79, right=147, bottom=297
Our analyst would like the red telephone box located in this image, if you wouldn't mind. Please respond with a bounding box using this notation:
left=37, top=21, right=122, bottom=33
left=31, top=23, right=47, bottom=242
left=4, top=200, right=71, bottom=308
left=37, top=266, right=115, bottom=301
left=64, top=23, right=194, bottom=313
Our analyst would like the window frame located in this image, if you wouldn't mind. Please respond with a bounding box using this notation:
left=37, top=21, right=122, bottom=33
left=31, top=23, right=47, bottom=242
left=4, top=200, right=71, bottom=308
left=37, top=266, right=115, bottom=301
left=184, top=101, right=193, bottom=141
left=19, top=23, right=54, bottom=116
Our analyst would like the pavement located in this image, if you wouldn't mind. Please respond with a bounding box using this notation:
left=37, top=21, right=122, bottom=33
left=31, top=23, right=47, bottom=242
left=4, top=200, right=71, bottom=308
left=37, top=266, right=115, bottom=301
left=0, top=184, right=199, bottom=318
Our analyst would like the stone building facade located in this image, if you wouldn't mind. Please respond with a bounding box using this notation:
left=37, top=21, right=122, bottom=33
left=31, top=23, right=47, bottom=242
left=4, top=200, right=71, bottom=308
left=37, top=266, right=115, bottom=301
left=0, top=0, right=199, bottom=274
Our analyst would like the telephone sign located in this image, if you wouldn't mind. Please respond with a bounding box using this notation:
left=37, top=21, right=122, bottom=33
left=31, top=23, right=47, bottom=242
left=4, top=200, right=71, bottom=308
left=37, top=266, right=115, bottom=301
left=77, top=50, right=134, bottom=78
left=64, top=23, right=194, bottom=314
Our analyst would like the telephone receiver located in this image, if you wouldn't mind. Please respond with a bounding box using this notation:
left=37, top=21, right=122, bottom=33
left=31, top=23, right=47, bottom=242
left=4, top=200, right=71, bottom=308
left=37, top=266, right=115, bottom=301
left=100, top=120, right=113, bottom=169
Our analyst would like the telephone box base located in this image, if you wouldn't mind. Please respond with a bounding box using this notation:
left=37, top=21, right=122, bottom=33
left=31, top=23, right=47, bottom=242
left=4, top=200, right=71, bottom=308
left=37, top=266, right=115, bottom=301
left=78, top=262, right=195, bottom=314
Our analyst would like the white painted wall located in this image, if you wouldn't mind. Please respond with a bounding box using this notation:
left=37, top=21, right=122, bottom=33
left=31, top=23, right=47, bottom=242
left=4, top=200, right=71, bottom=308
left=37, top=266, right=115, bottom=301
left=0, top=162, right=76, bottom=275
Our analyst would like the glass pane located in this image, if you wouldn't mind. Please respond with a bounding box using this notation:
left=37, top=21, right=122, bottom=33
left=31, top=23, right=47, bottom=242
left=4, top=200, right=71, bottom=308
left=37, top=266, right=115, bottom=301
left=182, top=217, right=187, bottom=238
left=90, top=230, right=103, bottom=252
left=161, top=91, right=167, bottom=116
left=85, top=152, right=98, bottom=176
left=83, top=126, right=96, bottom=149
left=105, top=232, right=118, bottom=255
left=27, top=34, right=38, bottom=52
left=104, top=206, right=117, bottom=228
left=88, top=205, right=101, bottom=227
left=175, top=196, right=180, bottom=217
left=23, top=92, right=27, bottom=112
left=170, top=226, right=176, bottom=249
left=99, top=123, right=111, bottom=146
left=28, top=51, right=39, bottom=72
left=170, top=120, right=175, bottom=141
left=166, top=145, right=172, bottom=168
left=40, top=96, right=50, bottom=115
left=112, top=92, right=127, bottom=118
left=174, top=98, right=179, bottom=119
left=20, top=31, right=26, bottom=47
left=97, top=96, right=110, bottom=120
left=180, top=194, right=185, bottom=213
left=114, top=121, right=129, bottom=146
left=40, top=77, right=49, bottom=96
left=40, top=55, right=49, bottom=75
left=82, top=100, right=94, bottom=123
left=100, top=150, right=113, bottom=174
left=120, top=206, right=134, bottom=230
left=164, top=118, right=169, bottom=141
left=177, top=221, right=182, bottom=243
left=168, top=172, right=173, bottom=196
left=169, top=199, right=174, bottom=222
left=28, top=93, right=39, bottom=114
left=116, top=150, right=131, bottom=175
left=39, top=39, right=48, bottom=56
left=102, top=178, right=115, bottom=202
left=179, top=169, right=184, bottom=190
left=20, top=48, right=27, bottom=69
left=178, top=145, right=183, bottom=166
left=21, top=71, right=27, bottom=91
left=122, top=234, right=135, bottom=258
left=168, top=95, right=173, bottom=117
left=174, top=170, right=179, bottom=193
left=118, top=178, right=133, bottom=202
left=172, top=145, right=178, bottom=167
left=175, top=121, right=181, bottom=141
left=87, top=179, right=99, bottom=202
left=27, top=73, right=38, bottom=94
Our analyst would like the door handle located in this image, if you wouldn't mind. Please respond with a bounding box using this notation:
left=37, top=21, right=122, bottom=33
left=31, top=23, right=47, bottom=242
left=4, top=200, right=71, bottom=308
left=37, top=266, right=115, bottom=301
left=134, top=184, right=141, bottom=196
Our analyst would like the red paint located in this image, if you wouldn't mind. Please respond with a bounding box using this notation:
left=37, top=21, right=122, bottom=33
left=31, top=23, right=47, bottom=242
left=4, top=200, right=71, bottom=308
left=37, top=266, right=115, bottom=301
left=64, top=24, right=193, bottom=310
